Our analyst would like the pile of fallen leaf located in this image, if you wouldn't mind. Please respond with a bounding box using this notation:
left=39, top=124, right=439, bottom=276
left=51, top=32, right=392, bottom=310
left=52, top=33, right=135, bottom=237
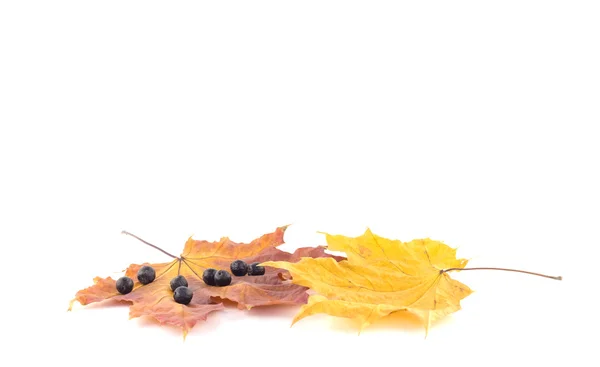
left=70, top=226, right=560, bottom=337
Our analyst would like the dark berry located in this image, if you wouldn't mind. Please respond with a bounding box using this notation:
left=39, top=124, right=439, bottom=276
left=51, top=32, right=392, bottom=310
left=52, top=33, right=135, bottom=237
left=137, top=265, right=156, bottom=285
left=203, top=268, right=217, bottom=286
left=247, top=262, right=265, bottom=276
left=230, top=260, right=248, bottom=276
left=170, top=275, right=188, bottom=291
left=214, top=270, right=232, bottom=286
left=116, top=276, right=134, bottom=294
left=173, top=286, right=193, bottom=305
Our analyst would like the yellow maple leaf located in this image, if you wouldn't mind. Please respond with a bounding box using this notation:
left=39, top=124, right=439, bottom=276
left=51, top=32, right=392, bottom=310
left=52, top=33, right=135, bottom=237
left=263, top=229, right=473, bottom=334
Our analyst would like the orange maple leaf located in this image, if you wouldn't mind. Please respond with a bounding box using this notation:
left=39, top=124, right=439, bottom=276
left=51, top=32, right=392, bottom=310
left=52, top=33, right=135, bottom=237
left=69, top=226, right=342, bottom=337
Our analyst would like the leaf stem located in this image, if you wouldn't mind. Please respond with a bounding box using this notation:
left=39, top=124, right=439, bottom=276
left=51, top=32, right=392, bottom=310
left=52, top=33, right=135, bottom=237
left=121, top=230, right=180, bottom=259
left=442, top=267, right=562, bottom=280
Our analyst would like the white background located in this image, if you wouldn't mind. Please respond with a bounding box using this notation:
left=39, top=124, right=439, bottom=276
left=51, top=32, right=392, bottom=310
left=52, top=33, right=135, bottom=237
left=1, top=1, right=598, bottom=366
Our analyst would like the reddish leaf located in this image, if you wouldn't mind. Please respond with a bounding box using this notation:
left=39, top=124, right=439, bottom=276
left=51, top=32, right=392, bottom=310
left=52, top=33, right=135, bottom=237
left=69, top=226, right=342, bottom=337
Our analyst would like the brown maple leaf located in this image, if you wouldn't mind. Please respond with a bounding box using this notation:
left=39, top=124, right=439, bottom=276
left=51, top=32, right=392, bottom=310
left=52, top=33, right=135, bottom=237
left=69, top=226, right=343, bottom=337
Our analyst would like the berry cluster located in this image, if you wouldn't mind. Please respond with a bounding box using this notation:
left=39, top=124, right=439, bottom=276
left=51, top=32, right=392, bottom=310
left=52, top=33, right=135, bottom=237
left=231, top=260, right=265, bottom=276
left=116, top=266, right=194, bottom=304
left=115, top=260, right=266, bottom=305
left=115, top=265, right=156, bottom=295
left=201, top=260, right=265, bottom=286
